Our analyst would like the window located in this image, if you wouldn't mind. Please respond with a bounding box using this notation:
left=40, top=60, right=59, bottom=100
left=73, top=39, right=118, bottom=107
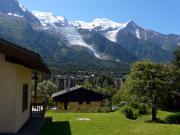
left=78, top=101, right=83, bottom=105
left=22, top=84, right=28, bottom=112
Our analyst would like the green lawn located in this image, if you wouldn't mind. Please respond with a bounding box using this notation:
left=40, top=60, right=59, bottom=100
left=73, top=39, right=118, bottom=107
left=39, top=111, right=180, bottom=135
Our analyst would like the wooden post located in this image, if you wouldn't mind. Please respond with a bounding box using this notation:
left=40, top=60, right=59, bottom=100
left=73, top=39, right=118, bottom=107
left=34, top=73, right=38, bottom=97
left=30, top=103, right=32, bottom=118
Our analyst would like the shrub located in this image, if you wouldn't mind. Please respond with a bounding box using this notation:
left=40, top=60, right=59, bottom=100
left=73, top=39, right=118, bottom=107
left=129, top=102, right=150, bottom=115
left=118, top=101, right=128, bottom=107
left=48, top=97, right=56, bottom=107
left=130, top=101, right=140, bottom=109
left=37, top=80, right=57, bottom=97
left=121, top=106, right=138, bottom=120
left=165, top=112, right=180, bottom=124
left=58, top=107, right=112, bottom=113
left=138, top=103, right=150, bottom=115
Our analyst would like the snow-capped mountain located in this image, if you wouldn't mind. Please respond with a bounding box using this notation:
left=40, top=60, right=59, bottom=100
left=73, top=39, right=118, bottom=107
left=0, top=0, right=180, bottom=71
left=31, top=8, right=180, bottom=59
left=32, top=11, right=69, bottom=27
left=0, top=0, right=39, bottom=23
left=71, top=18, right=129, bottom=42
left=0, top=0, right=26, bottom=13
left=71, top=18, right=128, bottom=31
left=71, top=19, right=150, bottom=43
left=71, top=19, right=180, bottom=52
left=57, top=27, right=101, bottom=59
left=32, top=11, right=102, bottom=59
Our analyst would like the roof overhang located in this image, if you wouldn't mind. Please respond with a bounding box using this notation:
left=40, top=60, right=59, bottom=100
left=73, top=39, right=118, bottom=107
left=0, top=39, right=50, bottom=74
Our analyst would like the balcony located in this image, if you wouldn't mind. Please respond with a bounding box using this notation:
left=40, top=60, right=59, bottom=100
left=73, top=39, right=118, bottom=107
left=30, top=96, right=48, bottom=118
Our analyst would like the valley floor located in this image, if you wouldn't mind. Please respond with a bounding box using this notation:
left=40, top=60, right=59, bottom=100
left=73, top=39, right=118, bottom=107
left=39, top=111, right=180, bottom=135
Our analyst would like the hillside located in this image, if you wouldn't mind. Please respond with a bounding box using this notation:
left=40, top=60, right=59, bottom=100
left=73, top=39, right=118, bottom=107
left=0, top=14, right=131, bottom=72
left=0, top=0, right=179, bottom=72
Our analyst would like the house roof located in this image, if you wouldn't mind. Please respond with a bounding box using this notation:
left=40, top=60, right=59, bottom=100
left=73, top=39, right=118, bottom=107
left=52, top=86, right=82, bottom=98
left=52, top=86, right=109, bottom=102
left=0, top=39, right=50, bottom=74
left=52, top=86, right=108, bottom=98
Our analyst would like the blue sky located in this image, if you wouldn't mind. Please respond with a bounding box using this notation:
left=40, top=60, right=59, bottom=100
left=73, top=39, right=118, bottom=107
left=20, top=0, right=180, bottom=34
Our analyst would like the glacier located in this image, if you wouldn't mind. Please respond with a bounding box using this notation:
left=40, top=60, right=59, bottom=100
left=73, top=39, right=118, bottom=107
left=71, top=18, right=130, bottom=42
left=33, top=11, right=101, bottom=59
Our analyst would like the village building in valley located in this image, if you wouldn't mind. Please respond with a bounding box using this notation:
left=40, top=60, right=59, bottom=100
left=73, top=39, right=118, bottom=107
left=0, top=39, right=50, bottom=133
left=52, top=86, right=109, bottom=110
left=56, top=75, right=85, bottom=91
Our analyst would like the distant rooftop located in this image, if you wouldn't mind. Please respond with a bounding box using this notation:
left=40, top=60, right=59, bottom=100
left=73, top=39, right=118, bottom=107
left=52, top=86, right=82, bottom=98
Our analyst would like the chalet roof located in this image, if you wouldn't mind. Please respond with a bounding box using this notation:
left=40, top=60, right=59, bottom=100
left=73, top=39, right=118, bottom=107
left=0, top=39, right=50, bottom=74
left=52, top=86, right=82, bottom=98
left=52, top=86, right=108, bottom=98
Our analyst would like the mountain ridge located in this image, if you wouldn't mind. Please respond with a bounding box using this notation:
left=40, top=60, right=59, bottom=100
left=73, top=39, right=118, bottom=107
left=0, top=0, right=179, bottom=72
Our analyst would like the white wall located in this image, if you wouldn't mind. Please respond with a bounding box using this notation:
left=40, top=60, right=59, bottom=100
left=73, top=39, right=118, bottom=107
left=0, top=53, right=32, bottom=133
left=0, top=53, right=17, bottom=133
left=15, top=64, right=32, bottom=133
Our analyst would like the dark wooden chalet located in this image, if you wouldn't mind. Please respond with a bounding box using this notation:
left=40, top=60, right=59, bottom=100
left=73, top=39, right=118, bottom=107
left=52, top=86, right=108, bottom=110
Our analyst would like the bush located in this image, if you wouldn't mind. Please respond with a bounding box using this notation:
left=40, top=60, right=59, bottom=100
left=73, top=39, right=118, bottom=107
left=130, top=102, right=150, bottom=115
left=118, top=101, right=128, bottom=107
left=48, top=97, right=56, bottom=107
left=165, top=112, right=180, bottom=124
left=57, top=107, right=112, bottom=113
left=130, top=101, right=140, bottom=109
left=138, top=103, right=150, bottom=115
left=37, top=80, right=57, bottom=97
left=121, top=106, right=138, bottom=120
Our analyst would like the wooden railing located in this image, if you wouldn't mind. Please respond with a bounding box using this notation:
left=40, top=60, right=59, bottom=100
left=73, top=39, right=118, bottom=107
left=30, top=96, right=48, bottom=118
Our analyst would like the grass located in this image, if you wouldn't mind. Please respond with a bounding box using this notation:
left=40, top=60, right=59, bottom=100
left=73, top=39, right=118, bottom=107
left=39, top=111, right=180, bottom=135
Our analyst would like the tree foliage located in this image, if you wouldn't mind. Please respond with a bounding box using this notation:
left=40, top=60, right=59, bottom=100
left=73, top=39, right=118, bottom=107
left=114, top=61, right=173, bottom=121
left=172, top=48, right=180, bottom=90
left=174, top=47, right=180, bottom=68
left=37, top=80, right=57, bottom=97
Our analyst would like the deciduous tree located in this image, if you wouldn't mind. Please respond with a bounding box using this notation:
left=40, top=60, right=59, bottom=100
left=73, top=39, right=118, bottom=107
left=115, top=61, right=172, bottom=121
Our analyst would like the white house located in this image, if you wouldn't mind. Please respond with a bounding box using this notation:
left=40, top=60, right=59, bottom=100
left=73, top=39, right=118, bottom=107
left=0, top=39, right=50, bottom=133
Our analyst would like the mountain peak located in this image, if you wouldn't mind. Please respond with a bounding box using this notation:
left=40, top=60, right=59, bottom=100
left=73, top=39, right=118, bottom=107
left=93, top=18, right=117, bottom=24
left=71, top=18, right=128, bottom=31
left=0, top=0, right=40, bottom=24
left=126, top=20, right=139, bottom=29
left=0, top=0, right=27, bottom=14
left=71, top=19, right=138, bottom=42
left=127, top=19, right=135, bottom=24
left=92, top=18, right=127, bottom=28
left=32, top=11, right=69, bottom=27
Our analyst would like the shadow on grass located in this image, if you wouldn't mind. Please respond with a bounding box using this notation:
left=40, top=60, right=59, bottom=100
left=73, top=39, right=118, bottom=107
left=39, top=117, right=72, bottom=135
left=144, top=118, right=165, bottom=124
